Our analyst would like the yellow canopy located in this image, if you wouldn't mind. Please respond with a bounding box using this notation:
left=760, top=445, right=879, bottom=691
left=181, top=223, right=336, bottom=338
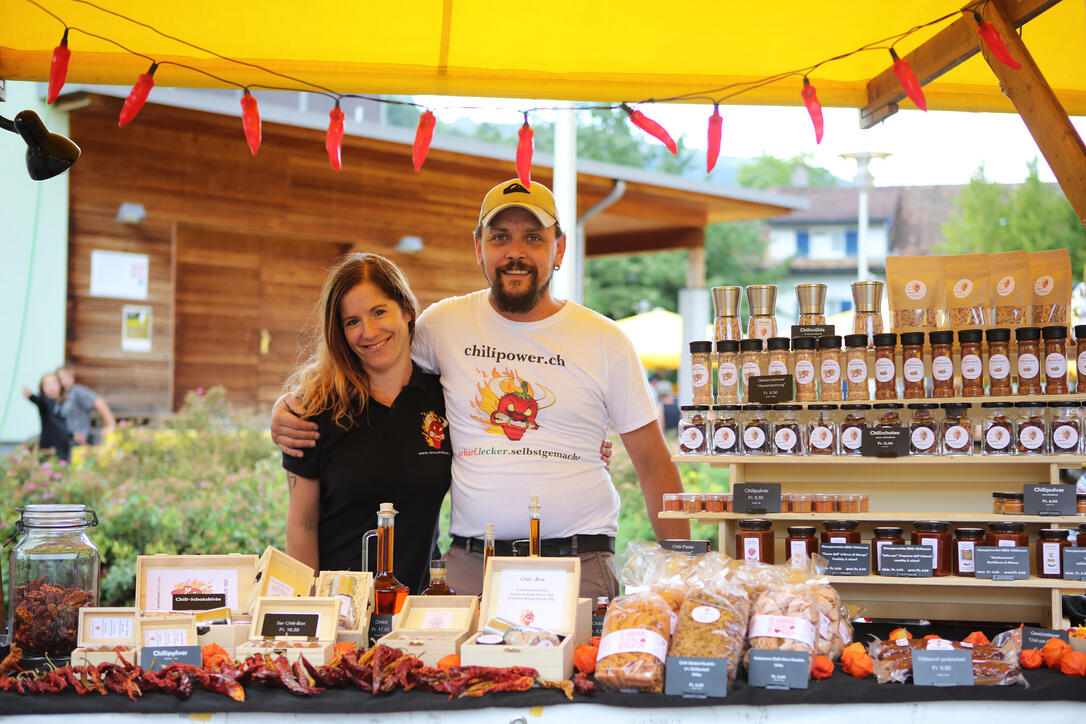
left=616, top=308, right=684, bottom=370
left=2, top=1, right=1084, bottom=114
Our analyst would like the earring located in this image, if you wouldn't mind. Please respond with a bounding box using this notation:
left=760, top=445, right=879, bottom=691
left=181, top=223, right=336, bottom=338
left=553, top=264, right=560, bottom=270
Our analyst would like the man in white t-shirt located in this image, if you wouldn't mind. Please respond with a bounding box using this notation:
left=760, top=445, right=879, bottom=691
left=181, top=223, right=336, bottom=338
left=273, top=180, right=689, bottom=597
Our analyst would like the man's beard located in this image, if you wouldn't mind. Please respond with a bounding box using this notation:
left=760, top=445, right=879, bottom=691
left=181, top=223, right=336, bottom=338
left=489, top=262, right=552, bottom=314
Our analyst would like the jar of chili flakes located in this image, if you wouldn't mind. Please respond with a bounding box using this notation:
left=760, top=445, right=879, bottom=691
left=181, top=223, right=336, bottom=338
left=766, top=337, right=791, bottom=377
left=873, top=333, right=898, bottom=400
left=839, top=404, right=871, bottom=456
left=986, top=328, right=1013, bottom=396
left=772, top=405, right=804, bottom=455
left=818, top=336, right=844, bottom=401
left=1015, top=401, right=1048, bottom=455
left=940, top=403, right=973, bottom=455
left=907, top=403, right=940, bottom=455
left=958, top=329, right=984, bottom=397
left=793, top=336, right=818, bottom=402
left=711, top=404, right=742, bottom=455
left=844, top=333, right=870, bottom=400
left=1049, top=401, right=1082, bottom=455
left=1042, top=325, right=1069, bottom=395
left=678, top=405, right=710, bottom=455
left=742, top=404, right=773, bottom=455
left=900, top=332, right=927, bottom=399
left=807, top=404, right=839, bottom=455
left=981, top=402, right=1015, bottom=455
left=929, top=331, right=956, bottom=398
left=1016, top=327, right=1043, bottom=395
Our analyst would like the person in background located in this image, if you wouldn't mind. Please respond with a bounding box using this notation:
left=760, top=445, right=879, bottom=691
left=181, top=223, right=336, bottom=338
left=23, top=373, right=73, bottom=462
left=56, top=365, right=116, bottom=445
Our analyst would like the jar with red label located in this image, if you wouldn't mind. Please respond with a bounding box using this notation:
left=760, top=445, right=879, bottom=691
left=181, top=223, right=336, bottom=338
left=715, top=340, right=741, bottom=404
left=873, top=333, right=898, bottom=400
left=1036, top=529, right=1071, bottom=578
left=958, top=329, right=984, bottom=397
left=1042, top=325, right=1069, bottom=395
left=981, top=402, right=1015, bottom=454
left=987, top=521, right=1028, bottom=547
left=786, top=526, right=818, bottom=561
left=807, top=405, right=839, bottom=455
left=690, top=341, right=714, bottom=405
left=821, top=520, right=860, bottom=545
left=736, top=519, right=775, bottom=564
left=953, top=528, right=985, bottom=576
left=908, top=403, right=939, bottom=455
left=844, top=333, right=870, bottom=400
left=986, top=328, right=1013, bottom=396
left=793, top=336, right=818, bottom=402
left=839, top=404, right=870, bottom=456
left=1076, top=325, right=1086, bottom=394
left=1016, top=401, right=1048, bottom=455
left=872, top=526, right=905, bottom=574
left=1049, top=401, right=1082, bottom=455
left=929, top=331, right=955, bottom=398
left=678, top=405, right=709, bottom=455
left=742, top=404, right=773, bottom=455
left=818, top=335, right=844, bottom=401
left=740, top=338, right=765, bottom=395
left=940, top=403, right=973, bottom=455
left=900, top=332, right=926, bottom=399
left=911, top=521, right=951, bottom=576
left=772, top=405, right=804, bottom=455
left=1016, top=327, right=1043, bottom=395
left=766, top=337, right=791, bottom=377
left=711, top=405, right=741, bottom=455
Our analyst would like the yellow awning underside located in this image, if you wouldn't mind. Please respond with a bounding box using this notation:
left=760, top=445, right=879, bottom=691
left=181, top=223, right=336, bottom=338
left=2, top=1, right=1084, bottom=114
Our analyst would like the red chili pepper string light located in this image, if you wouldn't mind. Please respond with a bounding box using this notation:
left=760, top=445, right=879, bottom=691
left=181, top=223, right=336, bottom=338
left=47, top=28, right=70, bottom=105
left=706, top=105, right=722, bottom=173
left=516, top=115, right=533, bottom=189
left=240, top=90, right=262, bottom=156
left=973, top=11, right=1021, bottom=69
left=889, top=48, right=927, bottom=112
left=801, top=77, right=824, bottom=144
left=623, top=104, right=677, bottom=154
left=412, top=110, right=436, bottom=173
left=326, top=103, right=345, bottom=171
left=118, top=62, right=157, bottom=127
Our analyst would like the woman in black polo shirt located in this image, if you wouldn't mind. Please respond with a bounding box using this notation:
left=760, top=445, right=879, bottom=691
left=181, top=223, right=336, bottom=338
left=282, top=253, right=451, bottom=594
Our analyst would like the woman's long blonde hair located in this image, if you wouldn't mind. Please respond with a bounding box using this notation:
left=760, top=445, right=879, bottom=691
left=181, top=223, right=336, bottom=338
left=287, top=253, right=419, bottom=428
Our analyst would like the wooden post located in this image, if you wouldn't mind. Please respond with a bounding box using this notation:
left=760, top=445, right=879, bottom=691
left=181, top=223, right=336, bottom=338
left=983, top=0, right=1086, bottom=225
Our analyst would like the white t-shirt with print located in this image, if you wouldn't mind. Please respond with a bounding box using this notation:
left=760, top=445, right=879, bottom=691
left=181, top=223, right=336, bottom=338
left=413, top=290, right=657, bottom=540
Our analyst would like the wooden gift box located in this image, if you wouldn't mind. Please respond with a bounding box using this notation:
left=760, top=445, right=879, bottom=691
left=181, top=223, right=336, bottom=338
left=315, top=570, right=374, bottom=648
left=236, top=596, right=340, bottom=665
left=195, top=608, right=252, bottom=658
left=377, top=595, right=480, bottom=666
left=460, top=556, right=590, bottom=680
left=71, top=607, right=138, bottom=667
left=137, top=614, right=199, bottom=649
left=248, top=547, right=315, bottom=610
left=135, top=553, right=258, bottom=617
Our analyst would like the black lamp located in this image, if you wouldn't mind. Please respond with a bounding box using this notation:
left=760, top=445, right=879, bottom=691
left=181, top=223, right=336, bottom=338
left=0, top=109, right=80, bottom=180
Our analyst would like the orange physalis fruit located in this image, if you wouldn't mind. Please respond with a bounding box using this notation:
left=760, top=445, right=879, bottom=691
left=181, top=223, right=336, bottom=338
left=1020, top=649, right=1043, bottom=669
left=201, top=643, right=230, bottom=669
left=811, top=655, right=834, bottom=679
left=1042, top=638, right=1073, bottom=669
left=887, top=628, right=912, bottom=641
left=574, top=643, right=599, bottom=674
left=437, top=654, right=461, bottom=670
left=1059, top=651, right=1086, bottom=677
left=962, top=631, right=990, bottom=646
left=841, top=642, right=866, bottom=660
left=842, top=652, right=874, bottom=678
left=589, top=636, right=601, bottom=648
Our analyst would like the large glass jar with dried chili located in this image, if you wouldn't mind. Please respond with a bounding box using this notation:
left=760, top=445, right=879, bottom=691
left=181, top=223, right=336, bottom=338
left=985, top=328, right=1013, bottom=397
left=1042, top=325, right=1069, bottom=395
left=873, top=333, right=898, bottom=400
left=958, top=329, right=984, bottom=397
left=1015, top=326, right=1043, bottom=395
left=900, top=332, right=927, bottom=399
left=928, top=330, right=955, bottom=398
left=8, top=504, right=99, bottom=664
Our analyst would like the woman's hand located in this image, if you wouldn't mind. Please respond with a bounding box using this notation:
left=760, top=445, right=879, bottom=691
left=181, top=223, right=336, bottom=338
left=271, top=393, right=319, bottom=457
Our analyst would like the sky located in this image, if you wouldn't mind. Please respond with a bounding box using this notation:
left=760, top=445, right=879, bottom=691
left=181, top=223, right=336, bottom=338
left=418, top=96, right=1086, bottom=189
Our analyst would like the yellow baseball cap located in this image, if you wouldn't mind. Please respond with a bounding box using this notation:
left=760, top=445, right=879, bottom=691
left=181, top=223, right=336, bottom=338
left=478, top=179, right=559, bottom=229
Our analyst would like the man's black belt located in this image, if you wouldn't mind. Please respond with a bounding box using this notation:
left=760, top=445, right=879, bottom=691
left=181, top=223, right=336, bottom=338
left=450, top=534, right=614, bottom=557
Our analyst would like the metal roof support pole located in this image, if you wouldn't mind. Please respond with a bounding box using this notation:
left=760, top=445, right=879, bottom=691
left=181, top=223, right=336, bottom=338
left=551, top=102, right=580, bottom=302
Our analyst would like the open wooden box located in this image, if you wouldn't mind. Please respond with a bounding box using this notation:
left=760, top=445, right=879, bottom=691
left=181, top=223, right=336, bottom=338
left=315, top=570, right=374, bottom=648
left=138, top=614, right=198, bottom=648
left=377, top=595, right=479, bottom=666
left=236, top=596, right=340, bottom=665
left=459, top=556, right=590, bottom=680
left=71, top=607, right=138, bottom=667
left=248, top=547, right=315, bottom=610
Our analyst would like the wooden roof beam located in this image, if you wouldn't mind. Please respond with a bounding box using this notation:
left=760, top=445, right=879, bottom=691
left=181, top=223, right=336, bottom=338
left=860, top=0, right=1060, bottom=128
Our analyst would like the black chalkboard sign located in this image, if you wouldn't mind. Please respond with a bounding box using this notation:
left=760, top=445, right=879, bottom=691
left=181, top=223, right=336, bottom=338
left=1023, top=484, right=1076, bottom=516
left=369, top=614, right=395, bottom=644
left=1064, top=548, right=1086, bottom=581
left=747, top=375, right=794, bottom=404
left=172, top=593, right=227, bottom=611
left=661, top=539, right=711, bottom=554
left=747, top=650, right=810, bottom=690
left=733, top=484, right=782, bottom=514
left=1022, top=626, right=1069, bottom=650
left=140, top=645, right=202, bottom=672
left=791, top=325, right=835, bottom=340
left=820, top=543, right=871, bottom=576
left=861, top=427, right=909, bottom=457
left=912, top=649, right=973, bottom=687
left=878, top=545, right=933, bottom=577
left=261, top=613, right=320, bottom=637
left=975, top=546, right=1030, bottom=580
left=664, top=656, right=728, bottom=698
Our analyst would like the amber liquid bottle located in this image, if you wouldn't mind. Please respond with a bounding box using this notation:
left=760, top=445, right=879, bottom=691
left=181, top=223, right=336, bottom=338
left=422, top=559, right=455, bottom=596
left=484, top=522, right=496, bottom=568
left=364, top=503, right=409, bottom=615
left=529, top=495, right=542, bottom=557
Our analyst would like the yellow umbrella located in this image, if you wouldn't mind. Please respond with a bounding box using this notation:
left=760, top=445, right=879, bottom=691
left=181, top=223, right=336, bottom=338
left=615, top=308, right=683, bottom=370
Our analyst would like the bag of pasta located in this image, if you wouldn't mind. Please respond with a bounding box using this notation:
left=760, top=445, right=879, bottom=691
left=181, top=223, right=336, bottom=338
left=595, top=591, right=672, bottom=693
left=669, top=579, right=751, bottom=684
left=807, top=581, right=851, bottom=661
left=745, top=582, right=819, bottom=667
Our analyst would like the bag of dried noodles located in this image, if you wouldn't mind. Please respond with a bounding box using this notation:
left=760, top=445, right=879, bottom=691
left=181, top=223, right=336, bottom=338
left=744, top=582, right=819, bottom=667
left=669, top=579, right=751, bottom=684
left=594, top=591, right=672, bottom=693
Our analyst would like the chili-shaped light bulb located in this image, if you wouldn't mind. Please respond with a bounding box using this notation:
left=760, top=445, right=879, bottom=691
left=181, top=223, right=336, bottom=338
left=973, top=11, right=1021, bottom=69
left=889, top=48, right=927, bottom=112
left=326, top=103, right=345, bottom=171
left=240, top=90, right=261, bottom=156
left=118, top=62, right=158, bottom=127
left=516, top=116, right=533, bottom=189
left=47, top=28, right=71, bottom=105
left=706, top=105, right=722, bottom=173
left=801, top=78, right=824, bottom=144
left=412, top=110, right=436, bottom=173
left=624, top=105, right=677, bottom=154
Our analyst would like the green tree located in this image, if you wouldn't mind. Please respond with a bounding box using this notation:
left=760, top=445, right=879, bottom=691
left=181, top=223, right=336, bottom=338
left=940, top=160, right=1086, bottom=272
left=736, top=153, right=839, bottom=189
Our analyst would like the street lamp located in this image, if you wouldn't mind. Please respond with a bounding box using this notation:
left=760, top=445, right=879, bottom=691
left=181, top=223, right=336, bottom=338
left=840, top=152, right=890, bottom=281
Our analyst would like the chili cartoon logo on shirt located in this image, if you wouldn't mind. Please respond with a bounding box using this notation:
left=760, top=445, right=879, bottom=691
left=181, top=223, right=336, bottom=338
left=421, top=410, right=449, bottom=449
left=471, top=367, right=555, bottom=441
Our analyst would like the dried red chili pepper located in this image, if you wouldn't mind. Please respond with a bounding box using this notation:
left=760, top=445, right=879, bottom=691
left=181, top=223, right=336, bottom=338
left=889, top=48, right=927, bottom=112
left=623, top=105, right=677, bottom=154
left=801, top=78, right=824, bottom=143
left=572, top=670, right=596, bottom=695
left=48, top=29, right=71, bottom=104
left=272, top=655, right=323, bottom=696
left=240, top=90, right=262, bottom=156
left=0, top=645, right=22, bottom=675
left=413, top=110, right=436, bottom=173
left=516, top=118, right=534, bottom=189
left=203, top=670, right=245, bottom=701
left=13, top=580, right=95, bottom=656
left=0, top=676, right=13, bottom=692
left=301, top=656, right=349, bottom=688
left=64, top=667, right=89, bottom=695
left=119, top=62, right=158, bottom=127
left=706, top=106, right=723, bottom=173
left=973, top=12, right=1021, bottom=69
left=326, top=103, right=346, bottom=171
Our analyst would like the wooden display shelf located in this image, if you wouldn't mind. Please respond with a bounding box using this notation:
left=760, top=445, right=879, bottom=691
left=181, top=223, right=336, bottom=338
left=674, top=454, right=1086, bottom=465
left=708, top=393, right=1086, bottom=408
left=661, top=511, right=1086, bottom=525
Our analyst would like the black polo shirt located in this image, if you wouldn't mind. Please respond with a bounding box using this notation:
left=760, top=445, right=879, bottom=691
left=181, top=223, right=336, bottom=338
left=282, top=364, right=451, bottom=593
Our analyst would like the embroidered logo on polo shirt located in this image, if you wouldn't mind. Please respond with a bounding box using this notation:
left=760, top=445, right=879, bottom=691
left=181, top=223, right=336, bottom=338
left=421, top=410, right=449, bottom=450
left=470, top=367, right=555, bottom=442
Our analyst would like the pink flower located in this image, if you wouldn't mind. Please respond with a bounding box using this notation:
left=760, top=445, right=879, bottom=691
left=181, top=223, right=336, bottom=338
left=196, top=387, right=205, bottom=395
left=27, top=484, right=36, bottom=491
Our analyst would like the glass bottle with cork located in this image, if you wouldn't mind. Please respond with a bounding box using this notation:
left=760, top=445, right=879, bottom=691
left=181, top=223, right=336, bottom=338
left=689, top=341, right=714, bottom=405
left=900, top=332, right=927, bottom=399
left=711, top=286, right=743, bottom=342
left=986, top=328, right=1013, bottom=396
left=851, top=280, right=885, bottom=346
left=484, top=523, right=496, bottom=568
left=792, top=336, right=817, bottom=402
left=422, top=559, right=455, bottom=595
left=364, top=503, right=409, bottom=615
left=873, top=333, right=898, bottom=400
left=528, top=495, right=541, bottom=557
left=928, top=331, right=956, bottom=398
left=844, top=333, right=870, bottom=400
left=958, top=329, right=984, bottom=397
left=746, top=285, right=778, bottom=341
left=795, top=283, right=827, bottom=326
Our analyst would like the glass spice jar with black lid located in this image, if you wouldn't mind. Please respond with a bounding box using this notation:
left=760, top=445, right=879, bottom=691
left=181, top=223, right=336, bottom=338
left=907, top=403, right=940, bottom=455
left=793, top=336, right=818, bottom=402
left=740, top=338, right=766, bottom=392
left=1015, top=400, right=1048, bottom=455
left=766, top=337, right=792, bottom=377
left=678, top=405, right=710, bottom=454
left=1049, top=400, right=1082, bottom=454
left=873, top=332, right=899, bottom=400
left=807, top=404, right=839, bottom=455
left=1042, top=325, right=1069, bottom=395
left=844, top=333, right=870, bottom=401
left=1076, top=325, right=1086, bottom=393
left=958, top=329, right=985, bottom=397
left=929, top=330, right=956, bottom=398
left=818, top=335, right=844, bottom=401
left=690, top=341, right=714, bottom=405
left=786, top=526, right=818, bottom=561
left=839, top=403, right=871, bottom=456
left=1002, top=491, right=1025, bottom=514
left=821, top=520, right=861, bottom=545
left=940, top=403, right=973, bottom=455
left=711, top=404, right=741, bottom=455
left=986, top=328, right=1013, bottom=396
left=1016, top=326, right=1043, bottom=395
left=742, top=404, right=773, bottom=455
left=772, top=404, right=804, bottom=455
left=981, top=402, right=1015, bottom=454
left=716, top=339, right=741, bottom=404
left=912, top=521, right=951, bottom=576
left=900, top=332, right=927, bottom=399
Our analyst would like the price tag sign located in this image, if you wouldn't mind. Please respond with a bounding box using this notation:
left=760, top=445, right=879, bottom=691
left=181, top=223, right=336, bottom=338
left=661, top=539, right=711, bottom=555
left=368, top=614, right=395, bottom=644
left=140, top=645, right=202, bottom=672
left=912, top=650, right=973, bottom=687
left=1022, top=626, right=1069, bottom=650
left=791, top=325, right=835, bottom=340
left=664, top=656, right=728, bottom=698
left=975, top=547, right=1030, bottom=580
left=1023, top=485, right=1077, bottom=516
left=733, top=484, right=782, bottom=514
left=820, top=543, right=872, bottom=576
left=861, top=427, right=909, bottom=457
left=747, top=650, right=810, bottom=690
left=172, top=593, right=227, bottom=611
left=878, top=545, right=933, bottom=577
left=592, top=614, right=606, bottom=638
left=261, top=613, right=320, bottom=637
left=1063, top=548, right=1086, bottom=581
left=746, top=375, right=794, bottom=404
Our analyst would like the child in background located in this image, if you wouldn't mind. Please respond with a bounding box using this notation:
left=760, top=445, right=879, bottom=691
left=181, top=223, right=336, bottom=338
left=23, top=373, right=73, bottom=462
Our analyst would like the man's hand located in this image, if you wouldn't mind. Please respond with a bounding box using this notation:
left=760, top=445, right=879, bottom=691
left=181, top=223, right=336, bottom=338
left=271, top=393, right=319, bottom=457
left=600, top=439, right=613, bottom=470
